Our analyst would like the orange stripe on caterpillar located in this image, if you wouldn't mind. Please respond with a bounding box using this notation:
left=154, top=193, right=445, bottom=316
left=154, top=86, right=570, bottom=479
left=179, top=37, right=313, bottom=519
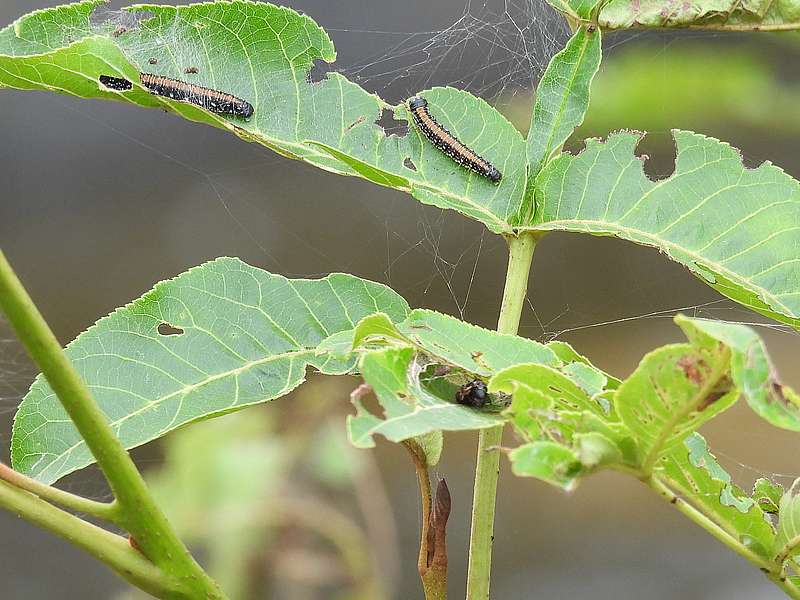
left=408, top=97, right=501, bottom=183
left=99, top=73, right=253, bottom=119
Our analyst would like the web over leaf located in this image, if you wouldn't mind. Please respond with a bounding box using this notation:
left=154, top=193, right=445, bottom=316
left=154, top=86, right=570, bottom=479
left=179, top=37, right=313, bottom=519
left=0, top=0, right=527, bottom=233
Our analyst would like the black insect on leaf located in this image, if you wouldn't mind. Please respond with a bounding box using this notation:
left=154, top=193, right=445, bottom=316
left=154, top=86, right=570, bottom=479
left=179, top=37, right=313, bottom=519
left=456, top=379, right=489, bottom=408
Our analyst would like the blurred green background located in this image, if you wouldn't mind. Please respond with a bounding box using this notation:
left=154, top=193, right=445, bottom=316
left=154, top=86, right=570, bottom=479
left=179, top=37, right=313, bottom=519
left=1, top=1, right=800, bottom=598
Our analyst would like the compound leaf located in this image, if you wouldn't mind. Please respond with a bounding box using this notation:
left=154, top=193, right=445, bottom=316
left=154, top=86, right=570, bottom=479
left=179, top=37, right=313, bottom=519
left=0, top=1, right=526, bottom=233
left=348, top=346, right=503, bottom=448
left=346, top=310, right=562, bottom=447
left=676, top=316, right=800, bottom=431
left=599, top=0, right=800, bottom=30
left=12, top=257, right=409, bottom=484
left=660, top=433, right=774, bottom=560
left=496, top=360, right=638, bottom=482
left=776, top=480, right=800, bottom=563
left=615, top=340, right=737, bottom=472
left=527, top=26, right=602, bottom=185
left=529, top=130, right=800, bottom=329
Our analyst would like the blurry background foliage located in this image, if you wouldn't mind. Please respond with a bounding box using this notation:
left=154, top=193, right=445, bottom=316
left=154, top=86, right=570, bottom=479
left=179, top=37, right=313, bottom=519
left=2, top=1, right=800, bottom=598
left=504, top=35, right=800, bottom=153
left=115, top=377, right=398, bottom=600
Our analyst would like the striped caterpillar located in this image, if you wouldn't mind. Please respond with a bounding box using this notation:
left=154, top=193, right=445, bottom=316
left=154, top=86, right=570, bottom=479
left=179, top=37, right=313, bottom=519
left=99, top=73, right=254, bottom=119
left=407, top=97, right=501, bottom=183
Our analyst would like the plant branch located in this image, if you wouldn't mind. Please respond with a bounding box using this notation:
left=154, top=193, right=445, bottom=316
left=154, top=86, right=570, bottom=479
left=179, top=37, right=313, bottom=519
left=647, top=475, right=800, bottom=600
left=404, top=439, right=449, bottom=599
left=0, top=479, right=183, bottom=598
left=0, top=462, right=119, bottom=523
left=776, top=535, right=800, bottom=566
left=403, top=440, right=433, bottom=577
left=425, top=478, right=451, bottom=600
left=466, top=231, right=540, bottom=599
left=0, top=250, right=225, bottom=600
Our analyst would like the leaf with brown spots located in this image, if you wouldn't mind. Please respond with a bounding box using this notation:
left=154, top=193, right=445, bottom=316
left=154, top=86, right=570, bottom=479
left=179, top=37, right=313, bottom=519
left=677, top=316, right=800, bottom=432
left=616, top=343, right=737, bottom=473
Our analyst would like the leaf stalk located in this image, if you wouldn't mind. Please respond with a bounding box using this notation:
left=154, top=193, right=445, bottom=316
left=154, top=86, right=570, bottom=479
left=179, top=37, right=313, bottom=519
left=0, top=461, right=119, bottom=523
left=0, top=479, right=183, bottom=598
left=647, top=475, right=800, bottom=600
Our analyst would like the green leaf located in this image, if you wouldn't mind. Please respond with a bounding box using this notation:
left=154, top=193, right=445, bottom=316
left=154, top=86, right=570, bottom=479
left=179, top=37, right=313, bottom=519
left=676, top=316, right=800, bottom=431
left=0, top=1, right=527, bottom=233
left=346, top=309, right=563, bottom=447
left=395, top=310, right=560, bottom=375
left=347, top=347, right=503, bottom=448
left=12, top=257, right=409, bottom=484
left=599, top=0, right=800, bottom=30
left=615, top=341, right=737, bottom=472
left=497, top=362, right=638, bottom=473
left=775, top=479, right=800, bottom=562
left=562, top=361, right=608, bottom=396
left=660, top=433, right=774, bottom=560
left=573, top=431, right=623, bottom=469
left=546, top=340, right=622, bottom=388
left=527, top=26, right=602, bottom=184
left=509, top=441, right=582, bottom=490
left=413, top=431, right=444, bottom=467
left=492, top=363, right=610, bottom=418
left=530, top=130, right=800, bottom=328
left=545, top=0, right=608, bottom=20
left=753, top=478, right=783, bottom=515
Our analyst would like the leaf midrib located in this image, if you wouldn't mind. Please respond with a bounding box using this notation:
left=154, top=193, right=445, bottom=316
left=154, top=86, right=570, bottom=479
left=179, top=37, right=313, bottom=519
left=642, top=347, right=731, bottom=474
left=18, top=347, right=315, bottom=478
left=533, top=30, right=592, bottom=176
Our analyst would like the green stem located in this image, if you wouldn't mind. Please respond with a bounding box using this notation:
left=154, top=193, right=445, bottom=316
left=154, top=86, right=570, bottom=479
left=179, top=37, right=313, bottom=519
left=648, top=476, right=800, bottom=600
left=0, top=462, right=120, bottom=523
left=0, top=480, right=183, bottom=598
left=0, top=250, right=225, bottom=600
left=466, top=232, right=539, bottom=599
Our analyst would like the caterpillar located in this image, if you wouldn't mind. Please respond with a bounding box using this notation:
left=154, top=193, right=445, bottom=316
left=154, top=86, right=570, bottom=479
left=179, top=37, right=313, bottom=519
left=407, top=97, right=501, bottom=183
left=99, top=75, right=132, bottom=91
left=99, top=73, right=254, bottom=119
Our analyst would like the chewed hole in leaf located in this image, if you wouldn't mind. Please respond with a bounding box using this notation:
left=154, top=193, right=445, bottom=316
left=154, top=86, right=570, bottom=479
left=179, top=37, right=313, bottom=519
left=375, top=109, right=408, bottom=137
left=403, top=157, right=417, bottom=172
left=308, top=58, right=334, bottom=84
left=157, top=322, right=184, bottom=337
